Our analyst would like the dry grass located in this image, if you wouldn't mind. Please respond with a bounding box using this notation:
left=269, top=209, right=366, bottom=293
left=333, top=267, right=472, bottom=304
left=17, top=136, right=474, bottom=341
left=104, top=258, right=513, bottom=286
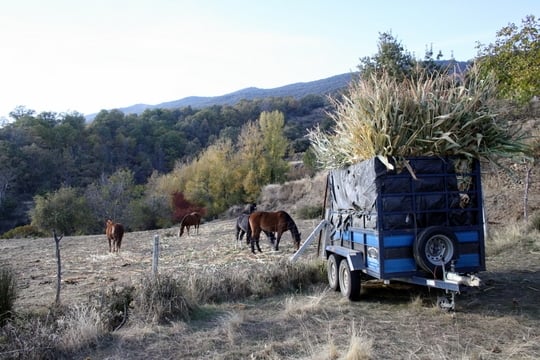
left=343, top=321, right=373, bottom=360
left=56, top=304, right=104, bottom=352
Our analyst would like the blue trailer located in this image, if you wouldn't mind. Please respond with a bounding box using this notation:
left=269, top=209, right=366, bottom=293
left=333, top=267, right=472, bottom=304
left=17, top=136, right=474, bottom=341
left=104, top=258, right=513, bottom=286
left=294, top=156, right=485, bottom=310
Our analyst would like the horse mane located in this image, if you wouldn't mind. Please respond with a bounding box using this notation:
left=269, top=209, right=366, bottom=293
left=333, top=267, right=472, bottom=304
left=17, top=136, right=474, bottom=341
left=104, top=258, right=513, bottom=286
left=181, top=212, right=200, bottom=224
left=280, top=210, right=301, bottom=242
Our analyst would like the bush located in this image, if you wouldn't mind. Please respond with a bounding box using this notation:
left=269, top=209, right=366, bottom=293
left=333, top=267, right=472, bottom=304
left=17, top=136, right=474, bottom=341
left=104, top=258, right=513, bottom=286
left=134, top=274, right=195, bottom=324
left=1, top=224, right=47, bottom=239
left=91, top=286, right=134, bottom=331
left=0, top=266, right=17, bottom=324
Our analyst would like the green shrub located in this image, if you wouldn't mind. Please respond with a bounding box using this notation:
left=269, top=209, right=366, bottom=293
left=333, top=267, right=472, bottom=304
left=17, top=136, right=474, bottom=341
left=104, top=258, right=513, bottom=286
left=0, top=266, right=17, bottom=323
left=91, top=286, right=134, bottom=331
left=1, top=225, right=47, bottom=239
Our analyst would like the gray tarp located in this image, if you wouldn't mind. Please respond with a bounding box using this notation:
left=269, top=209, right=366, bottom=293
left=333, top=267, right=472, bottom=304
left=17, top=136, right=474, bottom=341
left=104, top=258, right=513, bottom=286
left=328, top=157, right=387, bottom=213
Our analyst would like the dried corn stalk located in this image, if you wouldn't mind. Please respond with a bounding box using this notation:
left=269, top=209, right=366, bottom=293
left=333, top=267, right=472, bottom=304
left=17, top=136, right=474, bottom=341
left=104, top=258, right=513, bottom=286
left=309, top=65, right=529, bottom=169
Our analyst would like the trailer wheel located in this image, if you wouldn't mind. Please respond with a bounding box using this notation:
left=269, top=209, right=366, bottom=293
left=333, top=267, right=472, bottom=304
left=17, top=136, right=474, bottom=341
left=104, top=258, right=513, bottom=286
left=338, top=259, right=361, bottom=300
left=413, top=226, right=459, bottom=277
left=327, top=254, right=340, bottom=291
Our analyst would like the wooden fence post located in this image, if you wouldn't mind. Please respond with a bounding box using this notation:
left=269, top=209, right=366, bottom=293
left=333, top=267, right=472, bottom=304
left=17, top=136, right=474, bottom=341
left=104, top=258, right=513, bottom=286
left=53, top=229, right=63, bottom=305
left=152, top=234, right=160, bottom=275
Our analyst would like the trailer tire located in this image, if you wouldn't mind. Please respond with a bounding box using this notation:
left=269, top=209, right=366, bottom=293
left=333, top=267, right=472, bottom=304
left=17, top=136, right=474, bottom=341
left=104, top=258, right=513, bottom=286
left=327, top=254, right=341, bottom=291
left=339, top=259, right=361, bottom=300
left=413, top=226, right=459, bottom=277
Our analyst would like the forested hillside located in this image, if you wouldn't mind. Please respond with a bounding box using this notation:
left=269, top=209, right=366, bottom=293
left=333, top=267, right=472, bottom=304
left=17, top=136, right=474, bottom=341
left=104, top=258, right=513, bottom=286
left=0, top=94, right=336, bottom=235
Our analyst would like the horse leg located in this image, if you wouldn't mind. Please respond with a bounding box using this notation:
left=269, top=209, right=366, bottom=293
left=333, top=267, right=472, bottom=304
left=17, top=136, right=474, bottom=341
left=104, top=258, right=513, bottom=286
left=264, top=230, right=275, bottom=245
left=250, top=229, right=262, bottom=254
left=275, top=232, right=283, bottom=251
left=238, top=230, right=245, bottom=248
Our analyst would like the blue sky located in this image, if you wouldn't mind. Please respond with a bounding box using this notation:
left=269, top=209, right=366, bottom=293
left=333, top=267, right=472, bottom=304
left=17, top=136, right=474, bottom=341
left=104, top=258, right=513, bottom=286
left=0, top=0, right=538, bottom=120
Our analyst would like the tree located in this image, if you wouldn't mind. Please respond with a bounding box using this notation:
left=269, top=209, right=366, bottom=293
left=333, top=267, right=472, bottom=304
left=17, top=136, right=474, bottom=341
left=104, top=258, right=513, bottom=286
left=84, top=169, right=138, bottom=230
left=475, top=15, right=540, bottom=104
left=236, top=121, right=266, bottom=201
left=259, top=110, right=289, bottom=184
left=182, top=139, right=237, bottom=217
left=30, top=187, right=92, bottom=235
left=358, top=32, right=415, bottom=81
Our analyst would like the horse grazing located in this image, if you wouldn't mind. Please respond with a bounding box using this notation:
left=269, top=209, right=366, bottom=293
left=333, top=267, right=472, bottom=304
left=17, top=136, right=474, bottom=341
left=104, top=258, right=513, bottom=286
left=235, top=213, right=275, bottom=248
left=106, top=219, right=125, bottom=254
left=248, top=210, right=301, bottom=253
left=178, top=212, right=202, bottom=237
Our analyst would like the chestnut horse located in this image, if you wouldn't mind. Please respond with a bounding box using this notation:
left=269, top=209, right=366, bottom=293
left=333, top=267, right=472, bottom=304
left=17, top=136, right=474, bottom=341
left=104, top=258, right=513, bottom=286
left=248, top=210, right=301, bottom=253
left=178, top=212, right=202, bottom=237
left=235, top=203, right=274, bottom=248
left=236, top=213, right=275, bottom=248
left=106, top=219, right=124, bottom=253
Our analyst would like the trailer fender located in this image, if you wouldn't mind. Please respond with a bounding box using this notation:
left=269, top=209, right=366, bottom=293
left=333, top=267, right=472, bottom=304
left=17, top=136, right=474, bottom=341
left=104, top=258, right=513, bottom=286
left=325, top=245, right=365, bottom=271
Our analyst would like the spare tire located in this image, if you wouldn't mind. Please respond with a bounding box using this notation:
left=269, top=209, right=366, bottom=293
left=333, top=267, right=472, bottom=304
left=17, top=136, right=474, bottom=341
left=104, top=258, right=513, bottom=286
left=413, top=226, right=459, bottom=277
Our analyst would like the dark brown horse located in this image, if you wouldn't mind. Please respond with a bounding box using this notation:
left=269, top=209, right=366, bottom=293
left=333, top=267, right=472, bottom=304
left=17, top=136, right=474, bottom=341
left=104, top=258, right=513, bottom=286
left=248, top=210, right=301, bottom=253
left=106, top=219, right=124, bottom=253
left=178, top=212, right=201, bottom=237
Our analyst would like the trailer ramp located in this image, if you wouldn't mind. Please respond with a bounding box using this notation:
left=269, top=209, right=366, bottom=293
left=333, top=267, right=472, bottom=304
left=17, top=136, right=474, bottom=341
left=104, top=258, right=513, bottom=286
left=290, top=219, right=329, bottom=262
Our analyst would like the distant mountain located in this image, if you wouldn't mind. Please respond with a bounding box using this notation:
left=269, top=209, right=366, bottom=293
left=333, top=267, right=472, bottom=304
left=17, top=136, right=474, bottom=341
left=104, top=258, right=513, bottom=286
left=85, top=73, right=355, bottom=121
left=86, top=60, right=470, bottom=121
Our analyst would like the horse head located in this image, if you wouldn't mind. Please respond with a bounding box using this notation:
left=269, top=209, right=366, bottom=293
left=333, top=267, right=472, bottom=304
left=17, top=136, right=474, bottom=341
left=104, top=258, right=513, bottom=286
left=244, top=203, right=257, bottom=214
left=291, top=228, right=301, bottom=250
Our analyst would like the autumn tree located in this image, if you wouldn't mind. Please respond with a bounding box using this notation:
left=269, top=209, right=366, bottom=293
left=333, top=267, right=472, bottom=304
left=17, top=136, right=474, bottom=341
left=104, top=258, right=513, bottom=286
left=475, top=15, right=540, bottom=104
left=259, top=110, right=290, bottom=184
left=236, top=121, right=266, bottom=202
left=183, top=139, right=238, bottom=217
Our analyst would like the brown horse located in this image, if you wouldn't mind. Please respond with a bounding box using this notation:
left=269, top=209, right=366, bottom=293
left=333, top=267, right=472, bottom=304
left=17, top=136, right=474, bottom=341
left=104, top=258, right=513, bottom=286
left=106, top=219, right=125, bottom=253
left=178, top=212, right=202, bottom=237
left=248, top=210, right=301, bottom=253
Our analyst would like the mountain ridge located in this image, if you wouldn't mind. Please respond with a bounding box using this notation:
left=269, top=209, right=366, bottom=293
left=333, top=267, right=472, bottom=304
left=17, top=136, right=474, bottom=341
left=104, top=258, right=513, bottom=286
left=86, top=73, right=355, bottom=121
left=86, top=60, right=469, bottom=121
